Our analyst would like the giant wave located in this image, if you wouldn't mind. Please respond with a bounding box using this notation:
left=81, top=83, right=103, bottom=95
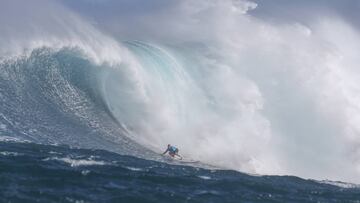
left=1, top=0, right=360, bottom=183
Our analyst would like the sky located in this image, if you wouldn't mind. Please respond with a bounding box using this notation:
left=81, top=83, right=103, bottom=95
left=252, top=0, right=360, bottom=28
left=58, top=0, right=360, bottom=33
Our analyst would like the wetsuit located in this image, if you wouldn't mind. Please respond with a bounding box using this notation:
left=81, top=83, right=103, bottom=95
left=168, top=146, right=178, bottom=156
left=163, top=145, right=180, bottom=158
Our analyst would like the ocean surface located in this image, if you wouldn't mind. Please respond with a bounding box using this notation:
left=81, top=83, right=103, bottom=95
left=1, top=139, right=360, bottom=203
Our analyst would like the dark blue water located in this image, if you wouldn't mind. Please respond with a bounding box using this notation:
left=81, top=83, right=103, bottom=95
left=0, top=140, right=359, bottom=203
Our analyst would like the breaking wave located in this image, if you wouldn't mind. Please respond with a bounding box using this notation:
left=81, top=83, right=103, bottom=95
left=1, top=0, right=360, bottom=183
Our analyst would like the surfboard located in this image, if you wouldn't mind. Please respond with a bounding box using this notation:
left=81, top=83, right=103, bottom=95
left=162, top=154, right=199, bottom=164
left=179, top=159, right=199, bottom=164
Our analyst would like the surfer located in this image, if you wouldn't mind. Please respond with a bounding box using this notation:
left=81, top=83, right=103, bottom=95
left=162, top=144, right=182, bottom=160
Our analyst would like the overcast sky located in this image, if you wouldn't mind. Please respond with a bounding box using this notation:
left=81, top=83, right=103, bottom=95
left=252, top=0, right=360, bottom=28
left=53, top=0, right=360, bottom=43
left=59, top=0, right=360, bottom=28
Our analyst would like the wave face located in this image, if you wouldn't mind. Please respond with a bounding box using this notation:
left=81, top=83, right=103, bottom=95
left=0, top=47, right=143, bottom=155
left=0, top=40, right=272, bottom=174
left=2, top=0, right=360, bottom=183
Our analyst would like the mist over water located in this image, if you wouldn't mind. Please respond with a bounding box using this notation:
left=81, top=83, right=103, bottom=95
left=1, top=0, right=360, bottom=183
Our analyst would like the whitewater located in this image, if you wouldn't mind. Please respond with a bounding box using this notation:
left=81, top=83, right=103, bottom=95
left=1, top=0, right=360, bottom=191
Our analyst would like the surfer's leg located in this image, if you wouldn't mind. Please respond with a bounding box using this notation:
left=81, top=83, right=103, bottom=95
left=175, top=154, right=182, bottom=160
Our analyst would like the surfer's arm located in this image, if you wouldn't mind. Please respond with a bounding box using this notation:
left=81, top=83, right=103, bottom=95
left=162, top=149, right=168, bottom=155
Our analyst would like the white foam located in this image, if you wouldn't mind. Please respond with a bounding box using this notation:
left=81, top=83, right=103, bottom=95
left=0, top=136, right=30, bottom=143
left=48, top=151, right=62, bottom=155
left=0, top=151, right=23, bottom=156
left=198, top=176, right=211, bottom=180
left=81, top=170, right=91, bottom=176
left=99, top=1, right=360, bottom=183
left=43, top=157, right=109, bottom=167
left=124, top=166, right=144, bottom=171
left=318, top=180, right=360, bottom=189
left=65, top=197, right=86, bottom=203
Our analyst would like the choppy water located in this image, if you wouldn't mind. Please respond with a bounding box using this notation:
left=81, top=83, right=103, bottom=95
left=1, top=139, right=359, bottom=203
